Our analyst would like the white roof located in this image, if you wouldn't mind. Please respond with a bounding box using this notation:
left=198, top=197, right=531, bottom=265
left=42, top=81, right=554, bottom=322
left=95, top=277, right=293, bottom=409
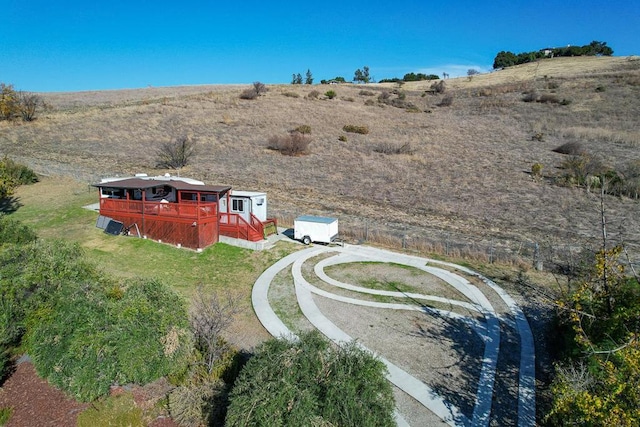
left=230, top=190, right=266, bottom=198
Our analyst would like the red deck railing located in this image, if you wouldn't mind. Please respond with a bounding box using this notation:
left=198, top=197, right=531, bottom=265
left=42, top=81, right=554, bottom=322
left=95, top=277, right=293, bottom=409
left=100, top=198, right=218, bottom=219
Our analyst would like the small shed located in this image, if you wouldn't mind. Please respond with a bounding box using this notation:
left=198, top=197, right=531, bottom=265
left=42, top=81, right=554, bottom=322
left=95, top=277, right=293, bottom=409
left=219, top=190, right=268, bottom=223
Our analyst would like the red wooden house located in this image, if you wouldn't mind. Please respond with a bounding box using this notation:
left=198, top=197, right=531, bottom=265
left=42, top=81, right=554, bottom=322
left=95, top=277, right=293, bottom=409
left=94, top=175, right=276, bottom=250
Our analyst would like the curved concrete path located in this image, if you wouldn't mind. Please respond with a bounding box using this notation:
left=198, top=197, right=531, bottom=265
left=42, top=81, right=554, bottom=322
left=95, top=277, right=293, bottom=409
left=252, top=244, right=535, bottom=427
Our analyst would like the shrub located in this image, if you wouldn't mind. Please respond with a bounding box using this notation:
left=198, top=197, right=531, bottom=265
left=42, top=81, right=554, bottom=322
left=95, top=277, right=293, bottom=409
left=373, top=142, right=416, bottom=155
left=324, top=90, right=337, bottom=99
left=26, top=276, right=193, bottom=401
left=0, top=407, right=12, bottom=425
left=595, top=85, right=606, bottom=92
left=531, top=133, right=545, bottom=142
left=282, top=91, right=299, bottom=98
left=538, top=93, right=560, bottom=104
left=293, top=124, right=311, bottom=134
left=437, top=94, right=454, bottom=107
left=343, top=124, right=369, bottom=134
left=18, top=92, right=41, bottom=122
left=252, top=82, right=267, bottom=95
left=306, top=90, right=320, bottom=99
left=0, top=215, right=38, bottom=246
left=531, top=163, right=543, bottom=179
left=359, top=90, right=375, bottom=96
left=553, top=142, right=585, bottom=155
left=522, top=90, right=539, bottom=102
left=377, top=91, right=391, bottom=103
left=558, top=153, right=605, bottom=186
left=430, top=80, right=446, bottom=94
left=267, top=132, right=311, bottom=156
left=0, top=83, right=19, bottom=121
left=239, top=88, right=258, bottom=100
left=621, top=160, right=640, bottom=199
left=0, top=157, right=38, bottom=198
left=364, top=99, right=376, bottom=106
left=226, top=331, right=395, bottom=427
left=168, top=377, right=226, bottom=427
left=338, top=135, right=347, bottom=142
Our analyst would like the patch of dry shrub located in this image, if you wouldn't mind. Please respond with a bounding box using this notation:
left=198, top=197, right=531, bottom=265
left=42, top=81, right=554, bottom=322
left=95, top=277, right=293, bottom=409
left=267, top=132, right=311, bottom=156
left=373, top=142, right=416, bottom=155
left=343, top=124, right=369, bottom=134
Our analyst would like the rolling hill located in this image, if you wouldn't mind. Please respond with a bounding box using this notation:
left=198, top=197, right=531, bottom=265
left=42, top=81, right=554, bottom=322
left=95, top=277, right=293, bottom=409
left=1, top=56, right=639, bottom=263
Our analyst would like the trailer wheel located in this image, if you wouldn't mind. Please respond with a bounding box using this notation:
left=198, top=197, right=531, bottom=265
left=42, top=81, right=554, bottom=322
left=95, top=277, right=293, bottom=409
left=302, top=235, right=311, bottom=245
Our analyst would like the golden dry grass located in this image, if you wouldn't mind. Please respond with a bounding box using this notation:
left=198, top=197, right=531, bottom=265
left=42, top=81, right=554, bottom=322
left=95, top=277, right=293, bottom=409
left=2, top=56, right=639, bottom=263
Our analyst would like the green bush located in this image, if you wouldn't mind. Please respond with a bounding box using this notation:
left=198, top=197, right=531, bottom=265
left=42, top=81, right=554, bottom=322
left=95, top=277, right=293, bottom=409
left=531, top=163, right=543, bottom=179
left=324, top=90, right=337, bottom=99
left=0, top=215, right=38, bottom=246
left=26, top=276, right=192, bottom=401
left=0, top=157, right=38, bottom=198
left=226, top=331, right=395, bottom=427
left=293, top=124, right=312, bottom=134
left=342, top=124, right=369, bottom=134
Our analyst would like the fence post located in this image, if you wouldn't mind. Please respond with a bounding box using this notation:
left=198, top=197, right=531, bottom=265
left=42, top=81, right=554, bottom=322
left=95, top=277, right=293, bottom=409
left=534, top=242, right=544, bottom=271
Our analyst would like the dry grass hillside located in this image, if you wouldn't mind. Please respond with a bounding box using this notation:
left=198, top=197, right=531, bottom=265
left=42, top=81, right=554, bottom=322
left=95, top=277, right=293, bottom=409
left=2, top=56, right=639, bottom=263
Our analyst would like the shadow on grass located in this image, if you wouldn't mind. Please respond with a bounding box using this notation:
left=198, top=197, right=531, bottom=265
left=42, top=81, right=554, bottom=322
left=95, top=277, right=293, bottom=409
left=0, top=196, right=21, bottom=214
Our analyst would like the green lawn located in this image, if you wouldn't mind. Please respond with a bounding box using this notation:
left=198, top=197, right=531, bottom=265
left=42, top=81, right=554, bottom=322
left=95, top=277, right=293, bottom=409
left=8, top=176, right=298, bottom=335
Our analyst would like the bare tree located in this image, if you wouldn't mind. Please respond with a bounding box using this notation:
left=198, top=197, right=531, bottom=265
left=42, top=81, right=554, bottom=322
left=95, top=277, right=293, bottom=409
left=18, top=91, right=41, bottom=122
left=190, top=287, right=239, bottom=374
left=156, top=135, right=196, bottom=169
left=252, top=81, right=267, bottom=95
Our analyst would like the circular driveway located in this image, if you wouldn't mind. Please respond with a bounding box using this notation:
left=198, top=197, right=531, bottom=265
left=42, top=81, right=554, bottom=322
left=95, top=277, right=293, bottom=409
left=252, top=244, right=535, bottom=427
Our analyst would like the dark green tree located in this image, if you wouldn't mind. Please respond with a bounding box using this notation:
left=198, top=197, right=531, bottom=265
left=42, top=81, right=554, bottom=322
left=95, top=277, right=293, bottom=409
left=493, top=51, right=518, bottom=69
left=354, top=66, right=371, bottom=83
left=305, top=69, right=313, bottom=85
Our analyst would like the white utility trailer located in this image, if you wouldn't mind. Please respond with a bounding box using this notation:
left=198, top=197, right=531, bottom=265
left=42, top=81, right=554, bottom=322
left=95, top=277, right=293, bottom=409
left=294, top=215, right=339, bottom=245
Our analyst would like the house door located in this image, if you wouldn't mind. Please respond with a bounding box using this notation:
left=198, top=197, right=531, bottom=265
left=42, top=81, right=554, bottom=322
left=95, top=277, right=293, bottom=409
left=231, top=197, right=250, bottom=223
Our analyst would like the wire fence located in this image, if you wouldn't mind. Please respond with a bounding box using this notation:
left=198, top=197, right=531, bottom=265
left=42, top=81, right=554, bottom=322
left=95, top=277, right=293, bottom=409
left=275, top=213, right=640, bottom=273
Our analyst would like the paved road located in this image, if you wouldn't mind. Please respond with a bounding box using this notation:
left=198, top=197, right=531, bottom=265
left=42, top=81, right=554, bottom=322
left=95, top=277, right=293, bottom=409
left=252, top=244, right=536, bottom=427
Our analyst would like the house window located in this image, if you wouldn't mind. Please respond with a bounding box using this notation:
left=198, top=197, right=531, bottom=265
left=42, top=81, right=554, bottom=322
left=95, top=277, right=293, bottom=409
left=232, top=199, right=244, bottom=212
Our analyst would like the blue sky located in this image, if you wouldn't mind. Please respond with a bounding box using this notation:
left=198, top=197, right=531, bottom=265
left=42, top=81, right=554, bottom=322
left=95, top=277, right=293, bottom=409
left=2, top=1, right=638, bottom=92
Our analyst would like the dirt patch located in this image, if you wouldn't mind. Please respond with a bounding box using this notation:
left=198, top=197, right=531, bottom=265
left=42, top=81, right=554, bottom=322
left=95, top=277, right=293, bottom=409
left=0, top=360, right=180, bottom=427
left=0, top=361, right=89, bottom=427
